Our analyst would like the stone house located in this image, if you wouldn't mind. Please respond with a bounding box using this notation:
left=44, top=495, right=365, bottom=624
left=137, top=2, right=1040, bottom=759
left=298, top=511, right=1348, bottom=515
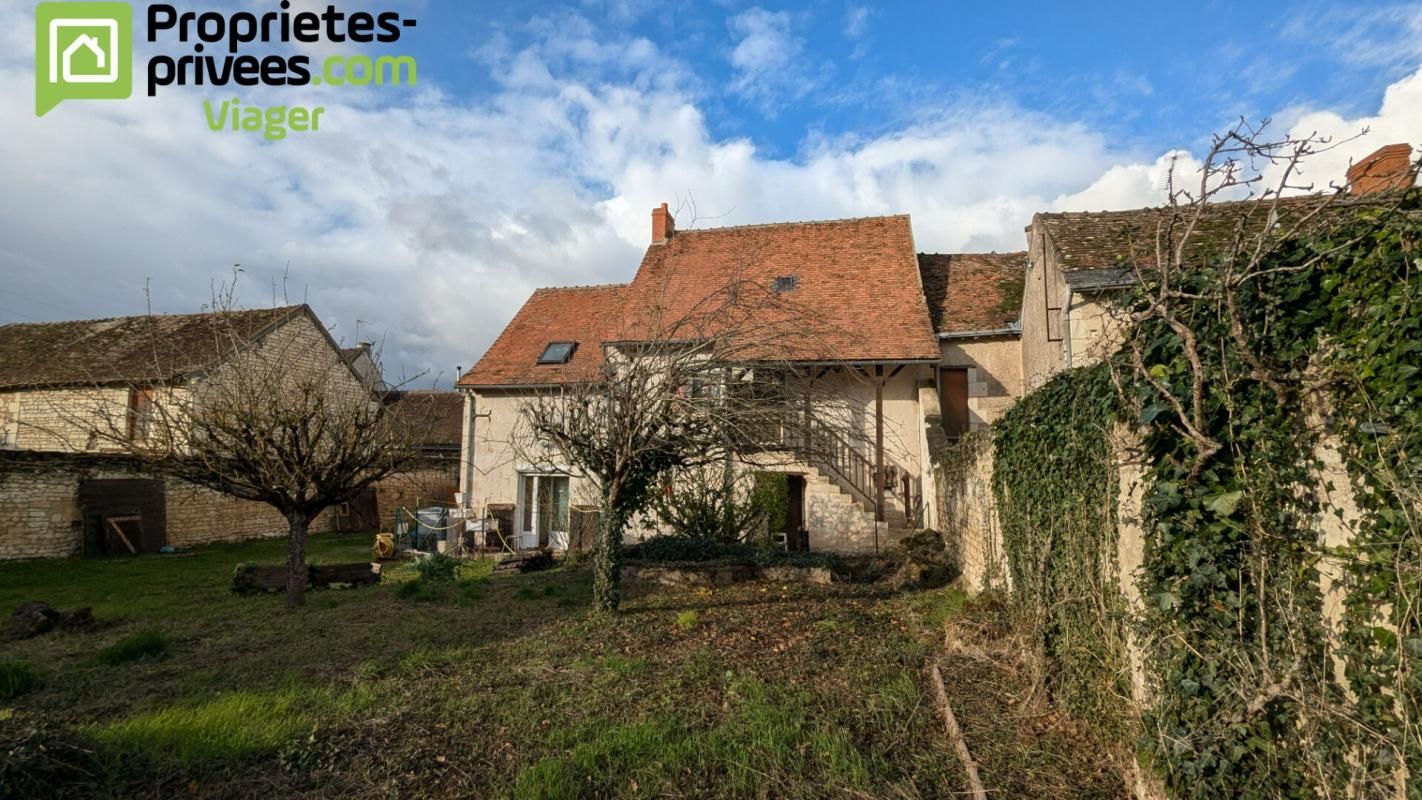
left=455, top=144, right=1416, bottom=557
left=455, top=206, right=1025, bottom=554
left=1019, top=143, right=1420, bottom=391
left=0, top=304, right=371, bottom=560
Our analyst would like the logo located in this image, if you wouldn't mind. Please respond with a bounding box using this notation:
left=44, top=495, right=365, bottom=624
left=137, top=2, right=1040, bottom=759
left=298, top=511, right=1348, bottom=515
left=32, top=2, right=418, bottom=137
left=35, top=2, right=133, bottom=116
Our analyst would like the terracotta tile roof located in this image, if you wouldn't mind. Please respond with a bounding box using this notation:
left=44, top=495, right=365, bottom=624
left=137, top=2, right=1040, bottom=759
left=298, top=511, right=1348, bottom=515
left=459, top=284, right=628, bottom=387
left=0, top=306, right=304, bottom=391
left=619, top=215, right=938, bottom=362
left=382, top=390, right=464, bottom=448
left=1035, top=194, right=1390, bottom=272
left=917, top=252, right=1026, bottom=335
left=460, top=215, right=942, bottom=387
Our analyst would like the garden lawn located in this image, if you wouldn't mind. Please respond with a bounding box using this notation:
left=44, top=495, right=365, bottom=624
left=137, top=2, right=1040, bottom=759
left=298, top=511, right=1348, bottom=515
left=0, top=533, right=1123, bottom=799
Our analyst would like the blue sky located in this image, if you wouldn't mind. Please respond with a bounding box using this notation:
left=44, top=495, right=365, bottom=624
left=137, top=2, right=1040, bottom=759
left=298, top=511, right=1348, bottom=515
left=430, top=0, right=1420, bottom=157
left=1, top=0, right=1420, bottom=384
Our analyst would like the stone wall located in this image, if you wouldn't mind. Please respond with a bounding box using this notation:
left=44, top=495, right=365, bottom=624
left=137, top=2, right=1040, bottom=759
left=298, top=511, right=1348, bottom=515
left=934, top=431, right=1007, bottom=592
left=374, top=464, right=460, bottom=528
left=0, top=454, right=334, bottom=561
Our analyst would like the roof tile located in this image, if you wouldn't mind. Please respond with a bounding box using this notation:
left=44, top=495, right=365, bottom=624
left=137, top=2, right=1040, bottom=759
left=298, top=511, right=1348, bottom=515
left=917, top=252, right=1025, bottom=334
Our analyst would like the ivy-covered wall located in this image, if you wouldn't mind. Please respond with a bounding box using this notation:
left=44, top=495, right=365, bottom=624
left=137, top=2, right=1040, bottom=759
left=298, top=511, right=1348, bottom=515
left=935, top=196, right=1421, bottom=799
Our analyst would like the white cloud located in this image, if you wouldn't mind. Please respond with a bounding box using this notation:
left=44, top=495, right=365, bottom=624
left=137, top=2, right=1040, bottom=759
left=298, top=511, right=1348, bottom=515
left=3, top=3, right=1420, bottom=385
left=1270, top=67, right=1422, bottom=191
left=725, top=7, right=820, bottom=113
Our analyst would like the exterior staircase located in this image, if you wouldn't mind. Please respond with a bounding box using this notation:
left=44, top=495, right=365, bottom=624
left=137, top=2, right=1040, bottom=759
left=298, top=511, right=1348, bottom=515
left=801, top=466, right=915, bottom=553
left=762, top=415, right=925, bottom=553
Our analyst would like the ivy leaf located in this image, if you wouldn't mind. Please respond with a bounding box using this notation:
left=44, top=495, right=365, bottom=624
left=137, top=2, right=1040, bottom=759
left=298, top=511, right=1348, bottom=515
left=1140, top=403, right=1168, bottom=424
left=1203, top=491, right=1244, bottom=518
left=1154, top=591, right=1181, bottom=612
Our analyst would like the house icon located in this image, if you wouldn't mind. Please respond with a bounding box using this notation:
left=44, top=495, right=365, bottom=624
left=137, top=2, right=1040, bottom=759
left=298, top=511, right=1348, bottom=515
left=48, top=19, right=119, bottom=84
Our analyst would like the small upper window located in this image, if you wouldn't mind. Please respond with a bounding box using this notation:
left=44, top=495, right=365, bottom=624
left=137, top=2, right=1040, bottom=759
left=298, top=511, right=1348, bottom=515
left=772, top=275, right=798, bottom=293
left=537, top=341, right=577, bottom=364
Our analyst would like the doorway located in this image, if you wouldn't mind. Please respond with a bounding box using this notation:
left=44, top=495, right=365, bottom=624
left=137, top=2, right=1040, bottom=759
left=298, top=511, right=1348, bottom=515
left=784, top=474, right=807, bottom=551
left=79, top=479, right=166, bottom=556
left=519, top=473, right=570, bottom=550
left=939, top=367, right=970, bottom=440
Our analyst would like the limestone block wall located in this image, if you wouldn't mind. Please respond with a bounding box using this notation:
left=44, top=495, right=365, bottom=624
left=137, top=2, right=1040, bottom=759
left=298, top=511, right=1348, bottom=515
left=3, top=387, right=131, bottom=452
left=0, top=456, right=335, bottom=561
left=940, top=336, right=1024, bottom=431
left=934, top=432, right=1007, bottom=592
left=374, top=465, right=460, bottom=527
left=0, top=468, right=86, bottom=559
left=1020, top=219, right=1070, bottom=392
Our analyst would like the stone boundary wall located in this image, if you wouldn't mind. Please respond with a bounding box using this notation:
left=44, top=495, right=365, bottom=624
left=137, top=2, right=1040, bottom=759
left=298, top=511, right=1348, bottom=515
left=374, top=463, right=459, bottom=528
left=934, top=431, right=1008, bottom=593
left=935, top=422, right=1367, bottom=800
left=0, top=453, right=334, bottom=560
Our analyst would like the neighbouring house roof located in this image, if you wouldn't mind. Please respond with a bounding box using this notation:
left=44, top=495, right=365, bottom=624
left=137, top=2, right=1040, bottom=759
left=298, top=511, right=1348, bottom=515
left=1034, top=194, right=1389, bottom=273
left=917, top=252, right=1026, bottom=336
left=382, top=390, right=464, bottom=449
left=459, top=215, right=942, bottom=387
left=0, top=305, right=307, bottom=391
left=459, top=284, right=628, bottom=387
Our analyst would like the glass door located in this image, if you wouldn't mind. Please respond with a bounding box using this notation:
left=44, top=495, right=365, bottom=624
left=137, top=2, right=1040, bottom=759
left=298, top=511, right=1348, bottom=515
left=521, top=474, right=571, bottom=549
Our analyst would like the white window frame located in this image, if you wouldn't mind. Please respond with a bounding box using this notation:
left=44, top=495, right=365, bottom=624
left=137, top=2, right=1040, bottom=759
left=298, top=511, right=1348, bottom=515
left=516, top=472, right=571, bottom=550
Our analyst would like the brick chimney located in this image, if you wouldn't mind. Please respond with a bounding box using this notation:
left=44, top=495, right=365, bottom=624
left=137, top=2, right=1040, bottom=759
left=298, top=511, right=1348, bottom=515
left=1347, top=144, right=1414, bottom=195
left=651, top=202, right=675, bottom=243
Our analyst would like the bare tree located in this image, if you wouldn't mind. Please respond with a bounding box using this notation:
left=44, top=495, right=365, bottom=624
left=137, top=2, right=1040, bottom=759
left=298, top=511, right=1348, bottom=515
left=73, top=292, right=422, bottom=608
left=517, top=277, right=867, bottom=611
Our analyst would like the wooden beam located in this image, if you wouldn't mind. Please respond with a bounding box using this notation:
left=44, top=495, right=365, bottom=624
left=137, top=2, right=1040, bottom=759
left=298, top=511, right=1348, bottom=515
left=886, top=364, right=905, bottom=380
left=104, top=515, right=141, bottom=555
left=875, top=365, right=884, bottom=540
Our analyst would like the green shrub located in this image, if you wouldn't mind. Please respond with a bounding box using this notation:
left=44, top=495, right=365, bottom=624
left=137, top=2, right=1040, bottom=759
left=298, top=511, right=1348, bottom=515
left=414, top=552, right=459, bottom=583
left=624, top=534, right=758, bottom=563
left=651, top=467, right=767, bottom=542
left=0, top=661, right=43, bottom=701
left=675, top=610, right=699, bottom=630
left=98, top=630, right=171, bottom=666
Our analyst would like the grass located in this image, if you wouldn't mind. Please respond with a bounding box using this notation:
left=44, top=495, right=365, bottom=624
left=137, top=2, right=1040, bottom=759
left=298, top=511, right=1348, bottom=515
left=96, top=629, right=171, bottom=665
left=96, top=684, right=372, bottom=765
left=0, top=532, right=1122, bottom=798
left=0, top=661, right=44, bottom=701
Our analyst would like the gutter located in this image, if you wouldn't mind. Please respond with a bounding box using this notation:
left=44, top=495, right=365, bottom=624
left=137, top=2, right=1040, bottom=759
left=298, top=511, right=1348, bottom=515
left=935, top=323, right=1021, bottom=340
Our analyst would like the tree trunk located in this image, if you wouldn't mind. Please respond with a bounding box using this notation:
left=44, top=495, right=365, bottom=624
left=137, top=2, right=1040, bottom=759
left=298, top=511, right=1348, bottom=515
left=286, top=510, right=310, bottom=608
left=592, top=496, right=625, bottom=612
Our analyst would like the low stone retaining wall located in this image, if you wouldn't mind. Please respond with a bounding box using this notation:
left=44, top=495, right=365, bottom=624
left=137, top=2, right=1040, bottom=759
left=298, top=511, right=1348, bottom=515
left=622, top=562, right=835, bottom=588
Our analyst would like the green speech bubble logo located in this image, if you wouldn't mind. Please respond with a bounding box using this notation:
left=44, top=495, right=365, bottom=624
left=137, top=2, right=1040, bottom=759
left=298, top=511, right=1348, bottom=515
left=35, top=2, right=132, bottom=117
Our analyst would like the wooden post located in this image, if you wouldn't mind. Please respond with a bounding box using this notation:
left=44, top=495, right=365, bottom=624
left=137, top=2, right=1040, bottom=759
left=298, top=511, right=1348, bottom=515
left=802, top=370, right=812, bottom=450
left=875, top=365, right=885, bottom=535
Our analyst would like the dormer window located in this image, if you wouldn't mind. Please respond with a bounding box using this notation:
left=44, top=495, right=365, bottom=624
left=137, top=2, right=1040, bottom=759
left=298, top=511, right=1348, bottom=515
left=772, top=275, right=798, bottom=293
left=537, top=341, right=577, bottom=365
